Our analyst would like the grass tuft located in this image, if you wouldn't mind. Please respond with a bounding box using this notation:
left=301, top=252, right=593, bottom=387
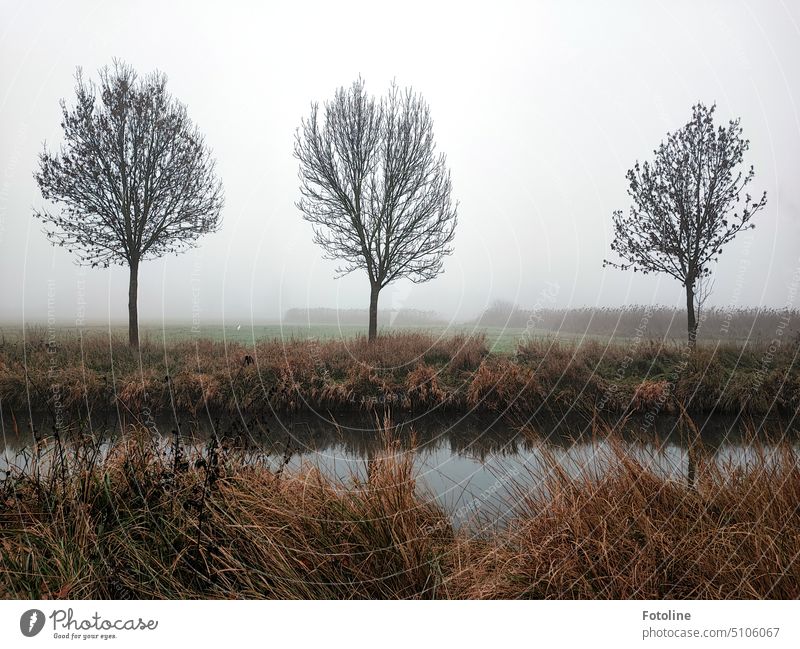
left=1, top=422, right=797, bottom=599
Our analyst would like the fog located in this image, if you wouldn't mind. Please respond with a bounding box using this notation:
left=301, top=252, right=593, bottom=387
left=1, top=0, right=799, bottom=328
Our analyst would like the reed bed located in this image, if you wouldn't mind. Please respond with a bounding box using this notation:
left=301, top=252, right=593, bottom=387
left=0, top=423, right=798, bottom=599
left=474, top=303, right=800, bottom=341
left=1, top=330, right=798, bottom=421
left=453, top=436, right=800, bottom=598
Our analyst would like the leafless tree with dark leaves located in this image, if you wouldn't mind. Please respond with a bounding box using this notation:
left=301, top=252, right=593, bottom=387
left=604, top=103, right=766, bottom=351
left=295, top=78, right=458, bottom=341
left=34, top=60, right=224, bottom=347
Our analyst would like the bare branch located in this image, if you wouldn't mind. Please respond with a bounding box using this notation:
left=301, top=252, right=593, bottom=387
left=33, top=59, right=224, bottom=269
left=294, top=78, right=458, bottom=292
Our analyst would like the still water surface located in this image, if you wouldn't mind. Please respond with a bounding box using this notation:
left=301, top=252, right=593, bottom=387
left=2, top=410, right=795, bottom=527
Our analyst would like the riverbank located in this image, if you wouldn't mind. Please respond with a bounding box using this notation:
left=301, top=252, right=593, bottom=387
left=1, top=331, right=798, bottom=421
left=1, top=428, right=797, bottom=599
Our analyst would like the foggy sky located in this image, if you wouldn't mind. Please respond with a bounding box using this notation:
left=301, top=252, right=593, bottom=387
left=1, top=0, right=800, bottom=328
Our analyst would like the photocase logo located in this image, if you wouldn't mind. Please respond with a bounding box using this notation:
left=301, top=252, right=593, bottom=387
left=20, top=609, right=45, bottom=637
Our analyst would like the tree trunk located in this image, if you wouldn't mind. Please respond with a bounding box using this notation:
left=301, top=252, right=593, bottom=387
left=368, top=283, right=380, bottom=342
left=686, top=280, right=697, bottom=353
left=128, top=260, right=140, bottom=348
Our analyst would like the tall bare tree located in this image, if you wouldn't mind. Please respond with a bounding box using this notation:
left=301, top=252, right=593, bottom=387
left=34, top=60, right=224, bottom=347
left=604, top=103, right=766, bottom=350
left=295, top=79, right=458, bottom=341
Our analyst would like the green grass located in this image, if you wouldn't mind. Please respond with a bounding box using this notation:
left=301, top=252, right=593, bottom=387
left=1, top=322, right=657, bottom=355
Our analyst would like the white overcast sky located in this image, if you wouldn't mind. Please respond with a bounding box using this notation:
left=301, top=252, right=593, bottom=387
left=1, top=0, right=799, bottom=326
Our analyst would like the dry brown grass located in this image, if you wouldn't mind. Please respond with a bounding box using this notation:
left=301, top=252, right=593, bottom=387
left=453, top=437, right=800, bottom=598
left=0, top=426, right=452, bottom=599
left=0, top=332, right=488, bottom=418
left=1, top=330, right=799, bottom=420
left=1, top=424, right=797, bottom=599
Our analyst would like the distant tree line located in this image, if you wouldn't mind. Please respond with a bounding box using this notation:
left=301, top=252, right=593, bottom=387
left=284, top=307, right=446, bottom=327
left=472, top=301, right=799, bottom=341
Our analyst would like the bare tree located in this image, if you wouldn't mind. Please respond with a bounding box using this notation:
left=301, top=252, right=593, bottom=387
left=604, top=103, right=766, bottom=350
left=34, top=60, right=224, bottom=347
left=295, top=78, right=458, bottom=341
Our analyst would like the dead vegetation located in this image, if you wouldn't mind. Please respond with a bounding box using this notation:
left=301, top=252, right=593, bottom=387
left=1, top=330, right=798, bottom=420
left=1, top=424, right=797, bottom=599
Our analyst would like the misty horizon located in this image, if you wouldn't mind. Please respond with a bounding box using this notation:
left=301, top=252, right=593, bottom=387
left=2, top=1, right=800, bottom=328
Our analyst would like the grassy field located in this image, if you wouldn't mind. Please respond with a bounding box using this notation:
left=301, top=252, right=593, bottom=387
left=2, top=322, right=667, bottom=355
left=7, top=303, right=792, bottom=354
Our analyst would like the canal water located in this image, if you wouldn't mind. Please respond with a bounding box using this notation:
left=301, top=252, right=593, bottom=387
left=2, top=409, right=796, bottom=527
